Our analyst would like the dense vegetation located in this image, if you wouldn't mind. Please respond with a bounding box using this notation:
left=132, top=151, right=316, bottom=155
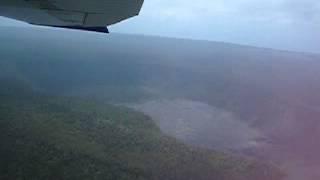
left=0, top=81, right=284, bottom=180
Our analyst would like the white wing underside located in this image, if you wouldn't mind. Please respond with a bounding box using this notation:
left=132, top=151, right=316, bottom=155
left=0, top=0, right=144, bottom=27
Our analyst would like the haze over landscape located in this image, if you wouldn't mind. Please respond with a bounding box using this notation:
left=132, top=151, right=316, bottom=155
left=1, top=0, right=320, bottom=179
left=0, top=26, right=320, bottom=179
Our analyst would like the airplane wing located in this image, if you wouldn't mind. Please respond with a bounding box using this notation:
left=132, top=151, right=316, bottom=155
left=0, top=0, right=144, bottom=33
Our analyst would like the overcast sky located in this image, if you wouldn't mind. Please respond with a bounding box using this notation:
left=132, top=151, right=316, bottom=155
left=1, top=0, right=319, bottom=53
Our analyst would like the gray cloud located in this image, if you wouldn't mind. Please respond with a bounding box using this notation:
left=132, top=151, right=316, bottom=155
left=282, top=0, right=320, bottom=20
left=136, top=0, right=320, bottom=24
left=110, top=0, right=320, bottom=53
